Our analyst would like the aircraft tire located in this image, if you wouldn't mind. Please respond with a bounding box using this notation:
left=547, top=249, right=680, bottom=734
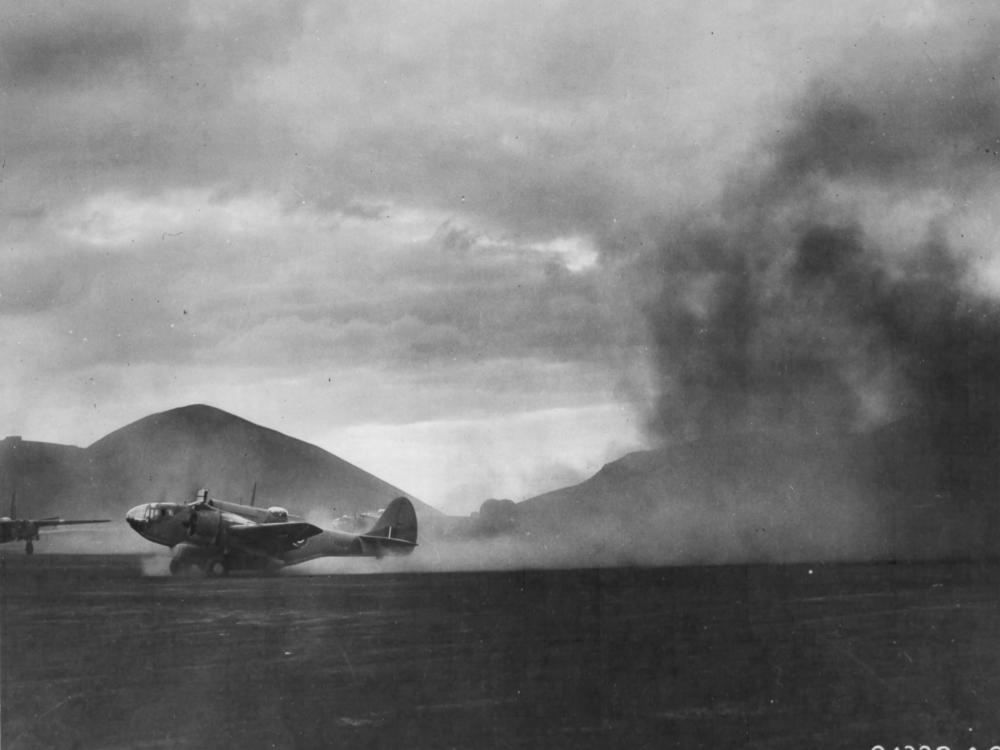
left=205, top=558, right=229, bottom=577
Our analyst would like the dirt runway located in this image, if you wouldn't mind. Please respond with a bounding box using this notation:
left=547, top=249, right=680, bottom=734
left=3, top=555, right=1000, bottom=748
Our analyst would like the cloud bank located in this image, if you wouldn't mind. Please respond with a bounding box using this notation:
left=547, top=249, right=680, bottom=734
left=5, top=1, right=999, bottom=516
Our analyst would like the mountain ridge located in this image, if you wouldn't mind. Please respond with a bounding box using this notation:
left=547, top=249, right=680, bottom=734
left=517, top=419, right=1000, bottom=563
left=1, top=404, right=440, bottom=524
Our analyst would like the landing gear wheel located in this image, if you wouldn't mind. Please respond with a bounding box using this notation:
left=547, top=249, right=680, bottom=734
left=206, top=558, right=229, bottom=577
left=25, top=540, right=33, bottom=555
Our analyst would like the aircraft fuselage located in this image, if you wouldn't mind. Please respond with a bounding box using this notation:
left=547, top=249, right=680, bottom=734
left=126, top=492, right=417, bottom=575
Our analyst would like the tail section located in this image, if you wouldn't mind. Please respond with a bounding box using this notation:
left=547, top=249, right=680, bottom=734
left=358, top=497, right=418, bottom=554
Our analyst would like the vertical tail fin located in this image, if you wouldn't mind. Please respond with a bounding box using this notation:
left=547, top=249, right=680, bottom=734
left=363, top=497, right=418, bottom=547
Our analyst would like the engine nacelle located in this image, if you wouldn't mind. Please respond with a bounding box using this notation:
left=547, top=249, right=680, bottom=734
left=186, top=506, right=222, bottom=543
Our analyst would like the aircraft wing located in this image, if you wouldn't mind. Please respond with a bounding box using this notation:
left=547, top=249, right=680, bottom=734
left=228, top=521, right=324, bottom=549
left=33, top=518, right=111, bottom=528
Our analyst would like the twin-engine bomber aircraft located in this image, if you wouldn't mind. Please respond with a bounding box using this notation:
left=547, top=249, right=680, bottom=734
left=126, top=489, right=417, bottom=575
left=1, top=492, right=110, bottom=554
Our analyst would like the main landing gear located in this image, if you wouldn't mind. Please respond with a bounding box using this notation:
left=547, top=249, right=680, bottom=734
left=205, top=557, right=229, bottom=577
left=168, top=555, right=230, bottom=577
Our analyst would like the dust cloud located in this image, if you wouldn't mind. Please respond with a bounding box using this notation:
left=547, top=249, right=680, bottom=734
left=631, top=26, right=1000, bottom=562
left=397, top=23, right=1000, bottom=569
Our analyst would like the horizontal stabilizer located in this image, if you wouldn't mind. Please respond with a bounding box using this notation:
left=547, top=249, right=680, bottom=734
left=357, top=535, right=417, bottom=547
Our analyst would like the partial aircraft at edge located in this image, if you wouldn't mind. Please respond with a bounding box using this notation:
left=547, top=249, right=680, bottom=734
left=0, top=492, right=111, bottom=554
left=126, top=488, right=417, bottom=575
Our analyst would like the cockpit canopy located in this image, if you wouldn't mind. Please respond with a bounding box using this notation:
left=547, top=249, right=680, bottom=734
left=266, top=506, right=288, bottom=521
left=134, top=503, right=181, bottom=522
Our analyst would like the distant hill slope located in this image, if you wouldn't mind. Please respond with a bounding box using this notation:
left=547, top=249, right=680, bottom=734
left=0, top=438, right=87, bottom=515
left=1, top=405, right=440, bottom=525
left=518, top=422, right=997, bottom=564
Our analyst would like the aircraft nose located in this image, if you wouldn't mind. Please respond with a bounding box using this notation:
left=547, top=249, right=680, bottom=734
left=125, top=505, right=147, bottom=532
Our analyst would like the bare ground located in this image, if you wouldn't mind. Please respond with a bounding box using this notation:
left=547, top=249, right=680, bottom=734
left=3, top=554, right=1000, bottom=749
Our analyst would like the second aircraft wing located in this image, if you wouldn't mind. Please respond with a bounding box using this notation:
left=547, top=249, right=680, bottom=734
left=228, top=521, right=324, bottom=549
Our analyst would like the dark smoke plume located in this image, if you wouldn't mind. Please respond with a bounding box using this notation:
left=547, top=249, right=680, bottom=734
left=644, top=32, right=1000, bottom=559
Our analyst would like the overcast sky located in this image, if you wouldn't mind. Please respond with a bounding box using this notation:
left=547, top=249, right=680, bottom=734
left=3, top=1, right=994, bottom=513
